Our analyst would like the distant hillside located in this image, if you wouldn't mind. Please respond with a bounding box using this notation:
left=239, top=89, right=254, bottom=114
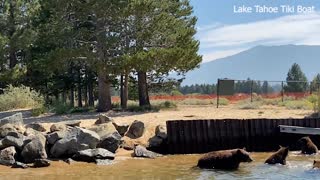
left=182, top=45, right=320, bottom=85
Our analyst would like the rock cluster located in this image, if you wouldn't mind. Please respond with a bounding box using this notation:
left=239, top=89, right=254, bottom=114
left=0, top=113, right=165, bottom=169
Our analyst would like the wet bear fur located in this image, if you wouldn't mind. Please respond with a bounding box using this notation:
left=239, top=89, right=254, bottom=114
left=197, top=148, right=253, bottom=169
left=298, top=137, right=318, bottom=155
left=265, top=146, right=289, bottom=165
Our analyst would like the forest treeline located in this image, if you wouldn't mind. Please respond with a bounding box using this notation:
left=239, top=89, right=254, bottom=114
left=0, top=0, right=202, bottom=111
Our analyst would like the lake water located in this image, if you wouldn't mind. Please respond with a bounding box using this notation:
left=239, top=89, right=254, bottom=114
left=0, top=152, right=319, bottom=180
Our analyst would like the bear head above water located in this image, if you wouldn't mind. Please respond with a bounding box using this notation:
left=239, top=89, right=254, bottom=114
left=298, top=136, right=318, bottom=155
left=197, top=148, right=253, bottom=170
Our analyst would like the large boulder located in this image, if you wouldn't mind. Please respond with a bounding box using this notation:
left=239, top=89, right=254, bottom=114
left=134, top=145, right=161, bottom=159
left=72, top=148, right=115, bottom=163
left=50, top=123, right=67, bottom=132
left=64, top=121, right=81, bottom=127
left=155, top=125, right=167, bottom=139
left=50, top=127, right=100, bottom=158
left=97, top=131, right=122, bottom=153
left=46, top=131, right=66, bottom=145
left=148, top=136, right=163, bottom=147
left=23, top=128, right=46, bottom=144
left=25, top=123, right=46, bottom=132
left=89, top=122, right=118, bottom=138
left=112, top=121, right=129, bottom=136
left=125, top=120, right=145, bottom=139
left=95, top=114, right=113, bottom=125
left=2, top=135, right=25, bottom=150
left=0, top=124, right=18, bottom=138
left=21, top=137, right=47, bottom=163
left=0, top=146, right=16, bottom=166
left=0, top=113, right=23, bottom=126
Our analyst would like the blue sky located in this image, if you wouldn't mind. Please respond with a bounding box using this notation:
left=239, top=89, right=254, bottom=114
left=190, top=0, right=320, bottom=62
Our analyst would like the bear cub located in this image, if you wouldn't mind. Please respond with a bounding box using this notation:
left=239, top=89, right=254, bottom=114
left=197, top=148, right=253, bottom=169
left=265, top=146, right=289, bottom=165
left=298, top=136, right=318, bottom=155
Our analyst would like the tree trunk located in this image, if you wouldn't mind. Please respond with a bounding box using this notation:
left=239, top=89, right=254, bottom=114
left=138, top=71, right=150, bottom=107
left=97, top=70, right=112, bottom=112
left=8, top=2, right=17, bottom=69
left=70, top=88, right=74, bottom=107
left=88, top=77, right=94, bottom=107
left=84, top=70, right=88, bottom=107
left=9, top=50, right=17, bottom=69
left=62, top=90, right=66, bottom=104
left=77, top=68, right=83, bottom=107
left=120, top=72, right=129, bottom=109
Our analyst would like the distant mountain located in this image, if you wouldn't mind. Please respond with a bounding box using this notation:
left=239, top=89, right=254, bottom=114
left=182, top=45, right=320, bottom=85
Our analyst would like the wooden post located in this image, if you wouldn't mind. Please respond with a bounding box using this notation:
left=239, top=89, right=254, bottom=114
left=250, top=80, right=254, bottom=102
left=281, top=81, right=284, bottom=102
left=217, top=79, right=220, bottom=108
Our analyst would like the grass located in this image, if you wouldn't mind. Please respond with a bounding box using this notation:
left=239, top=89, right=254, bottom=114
left=0, top=85, right=45, bottom=113
left=177, top=98, right=229, bottom=106
left=235, top=95, right=314, bottom=110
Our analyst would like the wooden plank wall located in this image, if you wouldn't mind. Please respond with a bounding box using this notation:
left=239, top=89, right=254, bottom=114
left=166, top=118, right=320, bottom=154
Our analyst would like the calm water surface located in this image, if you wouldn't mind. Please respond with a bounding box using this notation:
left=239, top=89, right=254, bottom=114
left=0, top=152, right=320, bottom=180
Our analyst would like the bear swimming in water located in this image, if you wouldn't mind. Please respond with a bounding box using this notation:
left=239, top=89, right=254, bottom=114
left=197, top=148, right=253, bottom=169
left=265, top=146, right=289, bottom=165
left=313, top=160, right=320, bottom=168
left=298, top=137, right=318, bottom=155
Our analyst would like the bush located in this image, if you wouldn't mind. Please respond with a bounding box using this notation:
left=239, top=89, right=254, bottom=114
left=170, top=90, right=183, bottom=96
left=51, top=101, right=72, bottom=115
left=0, top=85, right=45, bottom=112
left=236, top=100, right=262, bottom=109
left=283, top=100, right=313, bottom=110
left=153, top=100, right=177, bottom=109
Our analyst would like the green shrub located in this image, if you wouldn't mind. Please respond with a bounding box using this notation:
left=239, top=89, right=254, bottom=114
left=0, top=85, right=45, bottom=112
left=31, top=105, right=48, bottom=116
left=283, top=100, right=313, bottom=110
left=215, top=98, right=229, bottom=106
left=236, top=100, right=262, bottom=109
left=170, top=90, right=183, bottom=96
left=51, top=101, right=72, bottom=115
left=153, top=100, right=177, bottom=109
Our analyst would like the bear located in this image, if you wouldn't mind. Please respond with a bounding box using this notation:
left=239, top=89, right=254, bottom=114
left=197, top=148, right=253, bottom=169
left=298, top=136, right=318, bottom=155
left=265, top=146, right=289, bottom=165
left=313, top=160, right=320, bottom=169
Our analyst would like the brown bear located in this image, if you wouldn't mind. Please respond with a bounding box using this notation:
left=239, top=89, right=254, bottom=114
left=298, top=136, right=318, bottom=155
left=313, top=160, right=320, bottom=168
left=197, top=148, right=253, bottom=169
left=265, top=146, right=289, bottom=165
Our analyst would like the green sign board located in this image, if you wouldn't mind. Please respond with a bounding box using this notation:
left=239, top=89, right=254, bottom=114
left=218, top=79, right=235, bottom=96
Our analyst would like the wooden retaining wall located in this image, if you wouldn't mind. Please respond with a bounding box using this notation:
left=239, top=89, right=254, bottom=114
left=166, top=118, right=320, bottom=154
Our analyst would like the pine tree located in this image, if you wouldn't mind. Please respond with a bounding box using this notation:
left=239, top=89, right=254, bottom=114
left=284, top=63, right=308, bottom=92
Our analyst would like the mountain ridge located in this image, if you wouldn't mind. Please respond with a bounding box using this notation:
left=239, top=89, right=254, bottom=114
left=182, top=45, right=320, bottom=85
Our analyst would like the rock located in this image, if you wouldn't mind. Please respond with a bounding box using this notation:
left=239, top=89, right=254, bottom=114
left=97, top=131, right=122, bottom=153
left=72, top=148, right=115, bottom=163
left=134, top=145, right=161, bottom=159
left=46, top=131, right=66, bottom=145
left=33, top=159, right=50, bottom=168
left=155, top=125, right=167, bottom=139
left=125, top=120, right=145, bottom=139
left=148, top=136, right=163, bottom=147
left=21, top=137, right=47, bottom=163
left=23, top=128, right=46, bottom=145
left=95, top=159, right=114, bottom=166
left=95, top=114, right=113, bottom=125
left=25, top=123, right=46, bottom=132
left=2, top=136, right=25, bottom=150
left=50, top=124, right=67, bottom=132
left=0, top=146, right=16, bottom=166
left=0, top=113, right=23, bottom=126
left=50, top=127, right=100, bottom=158
left=12, top=161, right=29, bottom=169
left=0, top=124, right=18, bottom=138
left=112, top=122, right=129, bottom=136
left=64, top=158, right=75, bottom=165
left=65, top=121, right=81, bottom=127
left=89, top=122, right=118, bottom=138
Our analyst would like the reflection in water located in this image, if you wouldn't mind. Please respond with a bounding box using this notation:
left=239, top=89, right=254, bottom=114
left=0, top=152, right=320, bottom=180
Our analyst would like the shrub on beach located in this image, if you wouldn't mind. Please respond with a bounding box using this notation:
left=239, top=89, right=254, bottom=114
left=0, top=85, right=45, bottom=112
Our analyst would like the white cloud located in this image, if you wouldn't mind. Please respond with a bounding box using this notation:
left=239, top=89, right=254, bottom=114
left=199, top=12, right=320, bottom=62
